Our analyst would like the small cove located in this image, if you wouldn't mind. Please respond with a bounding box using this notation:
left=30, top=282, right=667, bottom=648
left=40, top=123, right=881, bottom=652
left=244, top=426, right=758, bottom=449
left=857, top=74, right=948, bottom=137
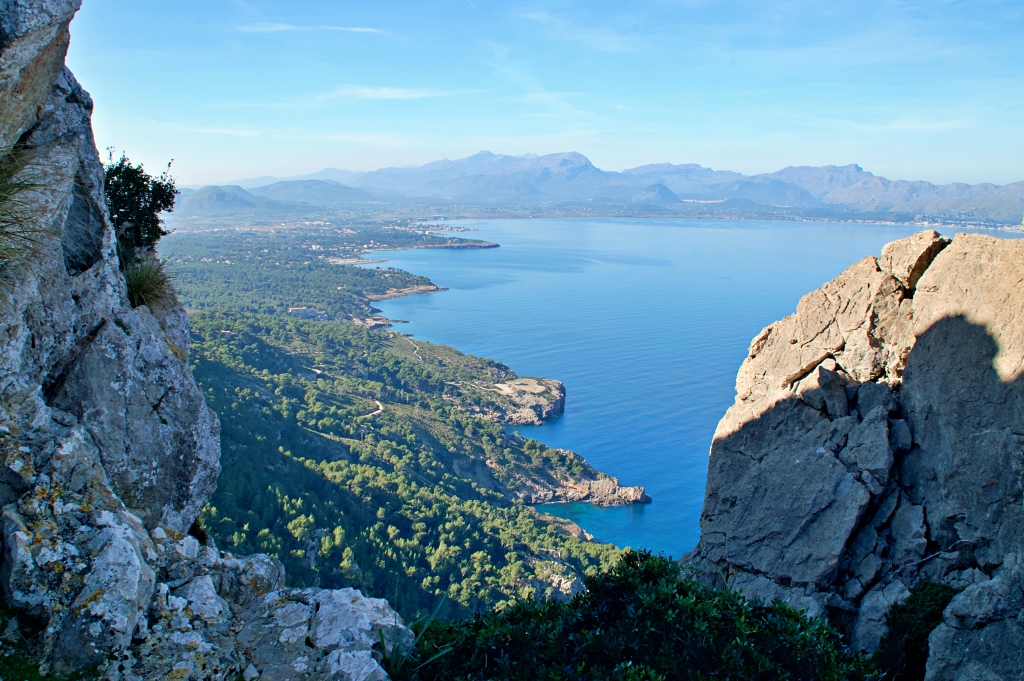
left=368, top=218, right=1020, bottom=556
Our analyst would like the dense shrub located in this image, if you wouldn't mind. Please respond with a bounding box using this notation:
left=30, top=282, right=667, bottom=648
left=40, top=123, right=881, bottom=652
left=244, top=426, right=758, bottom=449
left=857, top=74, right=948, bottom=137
left=415, top=551, right=872, bottom=681
left=872, top=581, right=960, bottom=680
left=103, top=153, right=177, bottom=262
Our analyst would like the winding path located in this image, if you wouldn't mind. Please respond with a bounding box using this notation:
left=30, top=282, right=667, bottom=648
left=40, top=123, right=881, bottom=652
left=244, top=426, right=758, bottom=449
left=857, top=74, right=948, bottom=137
left=403, top=336, right=423, bottom=361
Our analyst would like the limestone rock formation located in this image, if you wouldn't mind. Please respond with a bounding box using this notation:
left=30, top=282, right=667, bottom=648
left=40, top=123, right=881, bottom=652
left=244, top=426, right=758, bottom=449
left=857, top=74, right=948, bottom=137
left=543, top=473, right=652, bottom=506
left=458, top=376, right=566, bottom=425
left=686, top=229, right=1024, bottom=678
left=0, top=2, right=410, bottom=678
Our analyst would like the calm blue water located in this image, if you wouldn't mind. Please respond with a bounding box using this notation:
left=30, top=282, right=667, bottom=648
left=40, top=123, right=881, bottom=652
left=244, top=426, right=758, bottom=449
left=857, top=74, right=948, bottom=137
left=368, top=219, right=1018, bottom=557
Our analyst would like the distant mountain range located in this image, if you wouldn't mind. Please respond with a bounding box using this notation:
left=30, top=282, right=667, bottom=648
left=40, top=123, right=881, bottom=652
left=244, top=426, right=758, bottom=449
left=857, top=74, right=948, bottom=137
left=175, top=151, right=1024, bottom=226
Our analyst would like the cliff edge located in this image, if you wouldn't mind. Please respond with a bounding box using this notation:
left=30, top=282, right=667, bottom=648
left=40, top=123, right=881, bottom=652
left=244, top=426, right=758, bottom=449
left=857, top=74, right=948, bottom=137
left=0, top=2, right=409, bottom=679
left=685, top=229, right=1024, bottom=679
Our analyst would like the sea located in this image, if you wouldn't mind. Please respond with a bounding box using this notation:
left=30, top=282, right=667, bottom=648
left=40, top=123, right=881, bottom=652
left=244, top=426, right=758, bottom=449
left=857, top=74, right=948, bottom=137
left=368, top=218, right=1020, bottom=557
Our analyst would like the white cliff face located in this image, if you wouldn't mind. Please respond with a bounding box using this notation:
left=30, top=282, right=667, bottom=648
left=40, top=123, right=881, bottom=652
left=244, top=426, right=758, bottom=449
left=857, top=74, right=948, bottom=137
left=687, top=229, right=1024, bottom=678
left=0, top=2, right=410, bottom=678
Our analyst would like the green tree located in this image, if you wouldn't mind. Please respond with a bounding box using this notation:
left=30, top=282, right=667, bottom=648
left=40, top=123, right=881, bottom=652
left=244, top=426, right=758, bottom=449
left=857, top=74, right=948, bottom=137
left=103, top=152, right=178, bottom=263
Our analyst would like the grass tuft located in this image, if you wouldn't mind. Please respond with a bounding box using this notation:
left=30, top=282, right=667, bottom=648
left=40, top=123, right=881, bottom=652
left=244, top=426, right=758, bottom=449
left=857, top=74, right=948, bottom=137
left=0, top=148, right=53, bottom=301
left=124, top=257, right=172, bottom=308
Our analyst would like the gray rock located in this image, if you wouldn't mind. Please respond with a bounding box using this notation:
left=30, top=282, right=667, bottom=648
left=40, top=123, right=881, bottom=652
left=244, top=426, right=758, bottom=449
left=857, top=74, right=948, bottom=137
left=889, top=496, right=928, bottom=569
left=0, top=0, right=81, bottom=151
left=925, top=566, right=1024, bottom=680
left=839, top=406, right=893, bottom=495
left=173, top=575, right=230, bottom=624
left=797, top=361, right=850, bottom=417
left=869, top=489, right=900, bottom=530
left=856, top=381, right=895, bottom=418
left=233, top=588, right=411, bottom=681
left=855, top=553, right=883, bottom=588
left=847, top=525, right=878, bottom=568
left=889, top=419, right=912, bottom=453
left=687, top=230, right=1024, bottom=676
left=899, top=235, right=1024, bottom=569
left=693, top=398, right=871, bottom=589
left=50, top=306, right=220, bottom=532
left=850, top=580, right=910, bottom=653
left=0, top=4, right=410, bottom=678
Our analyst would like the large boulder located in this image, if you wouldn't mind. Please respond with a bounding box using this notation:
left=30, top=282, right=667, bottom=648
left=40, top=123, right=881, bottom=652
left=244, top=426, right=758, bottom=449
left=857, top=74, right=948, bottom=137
left=686, top=229, right=1024, bottom=674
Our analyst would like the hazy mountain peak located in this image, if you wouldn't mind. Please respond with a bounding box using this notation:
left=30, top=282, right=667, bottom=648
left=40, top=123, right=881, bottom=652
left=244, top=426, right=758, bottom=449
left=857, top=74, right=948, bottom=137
left=632, top=183, right=681, bottom=204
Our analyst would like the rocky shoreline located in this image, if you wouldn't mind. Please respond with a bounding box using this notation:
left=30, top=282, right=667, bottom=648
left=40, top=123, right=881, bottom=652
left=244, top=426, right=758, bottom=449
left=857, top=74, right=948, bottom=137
left=364, top=283, right=447, bottom=301
left=528, top=472, right=653, bottom=506
left=363, top=300, right=650, bottom=507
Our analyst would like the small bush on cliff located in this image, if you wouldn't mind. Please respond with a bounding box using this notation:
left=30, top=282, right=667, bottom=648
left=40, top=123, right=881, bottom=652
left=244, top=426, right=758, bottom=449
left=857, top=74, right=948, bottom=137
left=414, top=551, right=872, bottom=681
left=103, top=152, right=177, bottom=264
left=872, top=581, right=960, bottom=681
left=124, top=256, right=171, bottom=308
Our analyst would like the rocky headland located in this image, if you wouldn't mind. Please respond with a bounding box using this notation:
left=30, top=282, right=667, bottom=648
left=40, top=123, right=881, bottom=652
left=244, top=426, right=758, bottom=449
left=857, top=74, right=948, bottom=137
left=460, top=376, right=567, bottom=425
left=363, top=283, right=445, bottom=302
left=0, top=2, right=410, bottom=678
left=685, top=229, right=1024, bottom=679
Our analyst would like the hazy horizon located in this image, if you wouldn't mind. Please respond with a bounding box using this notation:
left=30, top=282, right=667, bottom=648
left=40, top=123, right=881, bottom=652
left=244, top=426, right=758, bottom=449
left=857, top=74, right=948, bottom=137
left=67, top=1, right=1024, bottom=187
left=176, top=150, right=1018, bottom=192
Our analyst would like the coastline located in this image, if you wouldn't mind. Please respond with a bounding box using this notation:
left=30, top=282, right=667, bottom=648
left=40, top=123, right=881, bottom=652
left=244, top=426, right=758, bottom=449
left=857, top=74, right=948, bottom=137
left=350, top=255, right=653, bottom=512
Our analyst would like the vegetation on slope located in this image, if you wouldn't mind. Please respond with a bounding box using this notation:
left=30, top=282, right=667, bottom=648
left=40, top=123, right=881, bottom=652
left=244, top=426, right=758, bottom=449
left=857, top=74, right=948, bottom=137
left=161, top=225, right=483, bottom=320
left=414, top=551, right=872, bottom=681
left=167, top=224, right=957, bottom=680
left=871, top=582, right=961, bottom=681
left=191, top=309, right=618, bottom=618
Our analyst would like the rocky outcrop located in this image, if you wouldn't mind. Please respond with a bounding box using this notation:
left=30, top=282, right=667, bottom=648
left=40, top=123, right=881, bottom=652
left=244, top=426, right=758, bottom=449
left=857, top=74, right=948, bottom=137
left=103, top=529, right=411, bottom=681
left=464, top=377, right=566, bottom=425
left=0, top=2, right=409, bottom=678
left=536, top=473, right=652, bottom=506
left=686, top=229, right=1024, bottom=677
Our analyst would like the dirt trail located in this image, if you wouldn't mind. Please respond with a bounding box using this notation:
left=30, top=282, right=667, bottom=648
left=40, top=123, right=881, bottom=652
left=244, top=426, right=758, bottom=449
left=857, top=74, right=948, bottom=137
left=403, top=336, right=423, bottom=361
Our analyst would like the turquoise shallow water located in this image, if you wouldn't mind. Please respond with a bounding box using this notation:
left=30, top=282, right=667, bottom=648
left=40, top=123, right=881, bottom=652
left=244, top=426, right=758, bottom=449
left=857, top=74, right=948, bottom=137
left=368, top=219, right=1018, bottom=557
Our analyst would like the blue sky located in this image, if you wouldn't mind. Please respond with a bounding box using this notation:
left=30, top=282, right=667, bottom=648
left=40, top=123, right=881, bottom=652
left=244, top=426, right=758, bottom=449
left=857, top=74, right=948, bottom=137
left=67, top=1, right=1024, bottom=186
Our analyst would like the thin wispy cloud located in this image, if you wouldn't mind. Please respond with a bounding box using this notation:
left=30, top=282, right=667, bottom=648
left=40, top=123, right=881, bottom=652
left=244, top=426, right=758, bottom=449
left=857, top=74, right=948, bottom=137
left=519, top=11, right=635, bottom=53
left=170, top=123, right=261, bottom=137
left=874, top=118, right=972, bottom=132
left=805, top=115, right=975, bottom=134
left=211, top=85, right=463, bottom=110
left=486, top=45, right=596, bottom=120
left=237, top=22, right=382, bottom=34
left=159, top=119, right=409, bottom=146
left=342, top=86, right=445, bottom=100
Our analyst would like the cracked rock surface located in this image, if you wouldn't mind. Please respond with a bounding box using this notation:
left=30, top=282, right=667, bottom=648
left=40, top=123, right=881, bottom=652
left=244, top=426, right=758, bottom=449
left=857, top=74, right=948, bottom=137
left=0, top=2, right=409, bottom=678
left=685, top=229, right=1024, bottom=677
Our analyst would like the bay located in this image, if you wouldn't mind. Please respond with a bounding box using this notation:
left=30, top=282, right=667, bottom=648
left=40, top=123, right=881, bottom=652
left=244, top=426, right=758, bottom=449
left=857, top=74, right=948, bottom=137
left=368, top=218, right=1018, bottom=557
